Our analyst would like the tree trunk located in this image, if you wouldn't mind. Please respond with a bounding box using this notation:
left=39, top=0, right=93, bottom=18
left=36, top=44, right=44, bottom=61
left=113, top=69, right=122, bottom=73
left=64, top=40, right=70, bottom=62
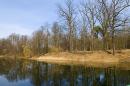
left=112, top=30, right=115, bottom=55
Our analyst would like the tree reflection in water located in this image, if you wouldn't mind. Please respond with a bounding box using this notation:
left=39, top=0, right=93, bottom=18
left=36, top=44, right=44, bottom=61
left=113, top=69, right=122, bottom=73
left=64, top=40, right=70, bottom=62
left=0, top=58, right=130, bottom=86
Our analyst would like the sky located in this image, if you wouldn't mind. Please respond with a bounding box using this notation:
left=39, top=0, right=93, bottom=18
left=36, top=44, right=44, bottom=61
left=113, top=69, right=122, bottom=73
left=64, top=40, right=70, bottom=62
left=0, top=0, right=67, bottom=38
left=0, top=0, right=130, bottom=38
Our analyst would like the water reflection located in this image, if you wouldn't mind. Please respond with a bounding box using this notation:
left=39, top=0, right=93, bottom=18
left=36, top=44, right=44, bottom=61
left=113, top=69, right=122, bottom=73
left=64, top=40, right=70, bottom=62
left=0, top=58, right=130, bottom=86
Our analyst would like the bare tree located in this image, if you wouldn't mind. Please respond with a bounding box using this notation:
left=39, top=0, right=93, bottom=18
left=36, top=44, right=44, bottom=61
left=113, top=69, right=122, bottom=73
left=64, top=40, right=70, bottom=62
left=108, top=0, right=130, bottom=55
left=79, top=10, right=88, bottom=51
left=58, top=0, right=76, bottom=52
left=95, top=0, right=111, bottom=51
left=8, top=33, right=20, bottom=57
left=51, top=22, right=62, bottom=49
left=80, top=0, right=97, bottom=51
left=95, top=0, right=130, bottom=55
left=31, top=27, right=46, bottom=55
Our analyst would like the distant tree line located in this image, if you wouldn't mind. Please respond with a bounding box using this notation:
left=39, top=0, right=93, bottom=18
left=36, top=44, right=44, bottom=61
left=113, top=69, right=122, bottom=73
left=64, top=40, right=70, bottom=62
left=0, top=0, right=130, bottom=57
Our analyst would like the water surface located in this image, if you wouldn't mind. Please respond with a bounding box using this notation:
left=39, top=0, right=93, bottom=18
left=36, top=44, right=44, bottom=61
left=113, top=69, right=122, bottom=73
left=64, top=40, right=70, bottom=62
left=0, top=58, right=130, bottom=86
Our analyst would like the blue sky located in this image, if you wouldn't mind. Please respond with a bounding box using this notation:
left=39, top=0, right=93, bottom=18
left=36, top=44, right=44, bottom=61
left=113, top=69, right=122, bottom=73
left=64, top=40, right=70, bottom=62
left=0, top=0, right=129, bottom=38
left=0, top=0, right=66, bottom=38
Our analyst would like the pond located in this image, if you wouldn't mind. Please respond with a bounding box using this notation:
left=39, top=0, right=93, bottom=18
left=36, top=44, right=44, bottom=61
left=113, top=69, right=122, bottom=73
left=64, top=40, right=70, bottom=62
left=0, top=58, right=130, bottom=86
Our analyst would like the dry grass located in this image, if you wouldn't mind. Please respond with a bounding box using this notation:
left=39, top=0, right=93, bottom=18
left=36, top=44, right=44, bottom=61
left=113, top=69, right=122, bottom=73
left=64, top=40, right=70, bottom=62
left=29, top=49, right=130, bottom=66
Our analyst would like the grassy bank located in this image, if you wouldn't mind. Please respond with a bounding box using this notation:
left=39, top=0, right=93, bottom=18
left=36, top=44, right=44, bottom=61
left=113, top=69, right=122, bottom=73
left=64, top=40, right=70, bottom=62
left=1, top=49, right=130, bottom=68
left=30, top=49, right=130, bottom=67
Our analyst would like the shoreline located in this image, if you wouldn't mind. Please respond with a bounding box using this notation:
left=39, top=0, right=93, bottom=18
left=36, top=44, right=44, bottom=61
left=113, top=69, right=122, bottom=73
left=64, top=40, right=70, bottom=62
left=29, top=50, right=130, bottom=68
left=1, top=49, right=130, bottom=69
